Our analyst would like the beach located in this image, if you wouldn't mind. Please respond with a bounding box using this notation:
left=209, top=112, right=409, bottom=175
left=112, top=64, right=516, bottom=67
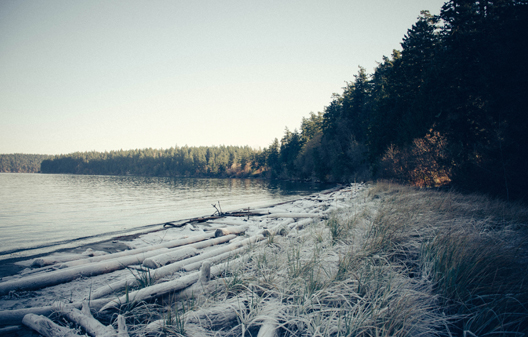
left=0, top=183, right=367, bottom=335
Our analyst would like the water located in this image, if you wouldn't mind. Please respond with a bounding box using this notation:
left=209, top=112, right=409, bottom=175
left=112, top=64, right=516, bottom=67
left=0, top=173, right=333, bottom=260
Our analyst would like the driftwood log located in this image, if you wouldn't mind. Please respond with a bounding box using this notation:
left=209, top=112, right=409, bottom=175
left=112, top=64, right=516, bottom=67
left=214, top=225, right=248, bottom=237
left=0, top=298, right=109, bottom=326
left=22, top=313, right=79, bottom=337
left=186, top=297, right=248, bottom=330
left=53, top=301, right=116, bottom=337
left=91, top=235, right=236, bottom=299
left=142, top=246, right=198, bottom=269
left=56, top=232, right=215, bottom=269
left=100, top=262, right=223, bottom=312
left=0, top=233, right=220, bottom=296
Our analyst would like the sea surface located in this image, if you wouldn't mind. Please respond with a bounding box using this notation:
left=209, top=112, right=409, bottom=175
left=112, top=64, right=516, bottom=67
left=0, top=173, right=333, bottom=260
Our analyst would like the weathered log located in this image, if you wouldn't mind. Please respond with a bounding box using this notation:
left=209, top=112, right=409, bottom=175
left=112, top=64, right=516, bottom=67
left=22, top=313, right=79, bottom=337
left=0, top=234, right=222, bottom=295
left=53, top=301, right=116, bottom=337
left=256, top=302, right=280, bottom=337
left=91, top=235, right=236, bottom=299
left=214, top=225, right=248, bottom=237
left=182, top=246, right=247, bottom=272
left=100, top=271, right=199, bottom=311
left=58, top=232, right=215, bottom=269
left=0, top=326, right=22, bottom=334
left=262, top=213, right=323, bottom=219
left=30, top=253, right=89, bottom=268
left=99, top=234, right=264, bottom=311
left=99, top=263, right=227, bottom=312
left=117, top=315, right=129, bottom=337
left=288, top=218, right=314, bottom=230
left=0, top=298, right=109, bottom=325
left=142, top=246, right=198, bottom=269
left=0, top=247, right=173, bottom=295
left=185, top=297, right=247, bottom=330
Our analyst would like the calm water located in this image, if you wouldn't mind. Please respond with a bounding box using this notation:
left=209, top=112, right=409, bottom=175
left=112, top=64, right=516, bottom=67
left=0, top=173, right=333, bottom=260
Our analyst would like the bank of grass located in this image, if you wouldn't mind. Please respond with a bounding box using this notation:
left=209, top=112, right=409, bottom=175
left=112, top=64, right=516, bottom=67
left=123, top=182, right=528, bottom=336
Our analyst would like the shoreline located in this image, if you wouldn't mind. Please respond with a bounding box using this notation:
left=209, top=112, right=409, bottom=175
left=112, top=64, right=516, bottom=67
left=0, top=183, right=364, bottom=334
left=0, top=185, right=343, bottom=280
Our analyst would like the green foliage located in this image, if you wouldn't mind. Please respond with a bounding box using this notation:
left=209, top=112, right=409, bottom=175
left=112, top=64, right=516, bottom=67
left=0, top=154, right=51, bottom=173
left=40, top=145, right=265, bottom=178
left=265, top=0, right=528, bottom=200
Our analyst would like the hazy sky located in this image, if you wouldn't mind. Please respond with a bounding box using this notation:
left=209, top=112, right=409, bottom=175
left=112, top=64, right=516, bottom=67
left=0, top=0, right=447, bottom=155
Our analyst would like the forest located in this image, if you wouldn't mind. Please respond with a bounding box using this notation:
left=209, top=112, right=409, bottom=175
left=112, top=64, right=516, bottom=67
left=33, top=0, right=528, bottom=201
left=0, top=154, right=51, bottom=173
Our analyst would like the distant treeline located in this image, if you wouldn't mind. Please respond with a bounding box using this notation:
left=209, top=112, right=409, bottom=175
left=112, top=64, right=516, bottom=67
left=41, top=146, right=267, bottom=178
left=0, top=154, right=51, bottom=173
left=40, top=0, right=528, bottom=201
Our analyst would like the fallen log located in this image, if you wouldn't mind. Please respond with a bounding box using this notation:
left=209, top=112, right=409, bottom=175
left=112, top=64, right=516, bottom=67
left=0, top=246, right=176, bottom=295
left=214, top=225, right=248, bottom=237
left=29, top=253, right=89, bottom=268
left=0, top=298, right=109, bottom=325
left=0, top=326, right=22, bottom=334
left=142, top=246, right=198, bottom=269
left=53, top=301, right=116, bottom=337
left=57, top=232, right=215, bottom=269
left=185, top=297, right=247, bottom=330
left=22, top=313, right=79, bottom=337
left=100, top=263, right=225, bottom=312
left=262, top=213, right=324, bottom=219
left=99, top=234, right=264, bottom=311
left=91, top=235, right=237, bottom=299
left=182, top=246, right=247, bottom=272
left=288, top=218, right=314, bottom=230
left=256, top=301, right=280, bottom=337
left=117, top=315, right=129, bottom=337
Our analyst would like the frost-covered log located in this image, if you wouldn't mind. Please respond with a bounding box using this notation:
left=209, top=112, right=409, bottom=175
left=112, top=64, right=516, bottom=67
left=117, top=315, right=129, bottom=337
left=22, top=313, right=79, bottom=337
left=58, top=232, right=215, bottom=269
left=214, top=225, right=248, bottom=237
left=261, top=220, right=294, bottom=237
left=0, top=298, right=109, bottom=325
left=100, top=262, right=229, bottom=312
left=182, top=246, right=246, bottom=272
left=0, top=326, right=22, bottom=334
left=0, top=246, right=174, bottom=295
left=262, top=213, right=324, bottom=219
left=256, top=301, right=280, bottom=337
left=53, top=301, right=116, bottom=337
left=30, top=253, right=88, bottom=268
left=91, top=235, right=236, bottom=299
left=142, top=246, right=198, bottom=269
left=100, top=271, right=199, bottom=311
left=185, top=297, right=247, bottom=330
left=0, top=307, right=54, bottom=326
left=288, top=218, right=314, bottom=230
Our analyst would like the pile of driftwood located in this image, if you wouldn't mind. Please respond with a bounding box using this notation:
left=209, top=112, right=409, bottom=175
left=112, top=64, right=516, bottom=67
left=0, top=201, right=330, bottom=336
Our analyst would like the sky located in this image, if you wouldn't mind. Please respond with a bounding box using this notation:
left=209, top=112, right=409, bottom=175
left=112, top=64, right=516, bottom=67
left=0, top=0, right=447, bottom=155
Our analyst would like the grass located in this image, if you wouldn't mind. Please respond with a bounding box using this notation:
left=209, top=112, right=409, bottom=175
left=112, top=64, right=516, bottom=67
left=83, top=182, right=527, bottom=336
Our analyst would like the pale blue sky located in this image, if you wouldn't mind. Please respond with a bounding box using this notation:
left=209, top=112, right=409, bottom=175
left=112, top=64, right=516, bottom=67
left=0, top=0, right=447, bottom=155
